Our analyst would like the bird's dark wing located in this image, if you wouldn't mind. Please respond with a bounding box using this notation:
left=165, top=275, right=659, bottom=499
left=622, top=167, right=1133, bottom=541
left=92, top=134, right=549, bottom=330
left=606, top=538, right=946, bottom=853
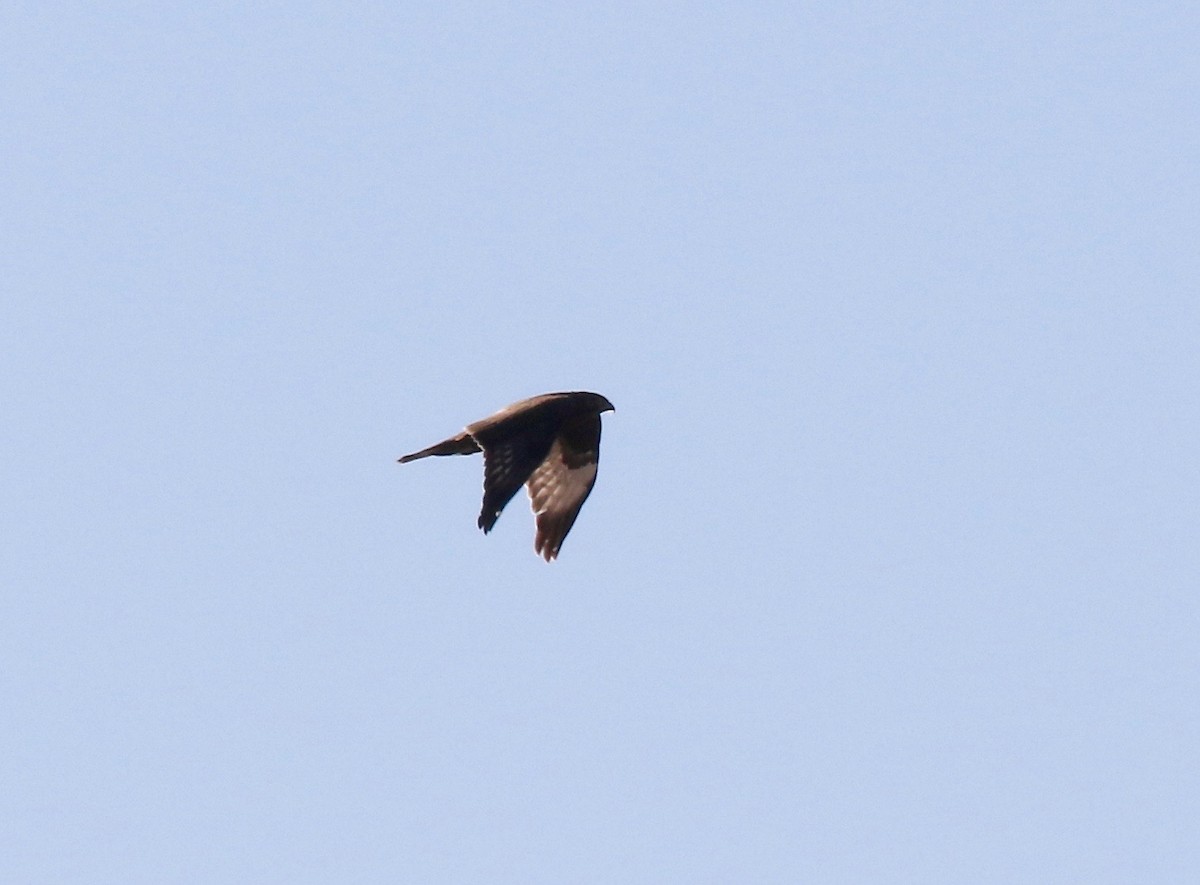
left=477, top=427, right=558, bottom=533
left=526, top=413, right=602, bottom=561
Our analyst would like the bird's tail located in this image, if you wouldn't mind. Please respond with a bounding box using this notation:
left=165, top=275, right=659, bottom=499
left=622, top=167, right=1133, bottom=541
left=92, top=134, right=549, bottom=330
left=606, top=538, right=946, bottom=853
left=398, top=432, right=481, bottom=463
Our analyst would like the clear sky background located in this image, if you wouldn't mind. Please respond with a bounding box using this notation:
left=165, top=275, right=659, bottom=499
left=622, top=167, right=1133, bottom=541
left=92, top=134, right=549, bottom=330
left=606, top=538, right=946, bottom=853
left=3, top=3, right=1197, bottom=882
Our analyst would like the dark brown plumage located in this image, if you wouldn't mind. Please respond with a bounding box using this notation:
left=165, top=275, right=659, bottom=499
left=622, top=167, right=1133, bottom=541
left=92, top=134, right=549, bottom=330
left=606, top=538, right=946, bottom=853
left=398, top=391, right=615, bottom=561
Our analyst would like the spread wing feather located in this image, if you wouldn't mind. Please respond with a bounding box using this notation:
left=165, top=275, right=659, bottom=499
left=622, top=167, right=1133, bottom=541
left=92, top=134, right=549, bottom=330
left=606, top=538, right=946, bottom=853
left=525, top=412, right=602, bottom=561
left=477, top=429, right=557, bottom=533
left=527, top=442, right=598, bottom=561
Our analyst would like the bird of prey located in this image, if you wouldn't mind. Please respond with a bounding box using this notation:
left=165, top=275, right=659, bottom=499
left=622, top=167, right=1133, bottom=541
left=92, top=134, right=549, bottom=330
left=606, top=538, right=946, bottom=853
left=398, top=391, right=615, bottom=561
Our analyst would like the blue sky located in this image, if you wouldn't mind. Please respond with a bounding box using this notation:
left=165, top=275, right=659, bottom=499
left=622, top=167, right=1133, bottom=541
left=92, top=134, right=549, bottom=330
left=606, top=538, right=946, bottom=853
left=3, top=3, right=1197, bottom=882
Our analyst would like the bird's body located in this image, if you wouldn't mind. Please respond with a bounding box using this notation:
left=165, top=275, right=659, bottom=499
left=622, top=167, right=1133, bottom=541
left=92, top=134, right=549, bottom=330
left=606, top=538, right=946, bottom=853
left=398, top=391, right=614, bottom=561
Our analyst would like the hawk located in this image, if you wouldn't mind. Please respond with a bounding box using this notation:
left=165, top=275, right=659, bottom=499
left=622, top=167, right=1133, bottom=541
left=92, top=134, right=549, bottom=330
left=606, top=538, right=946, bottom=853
left=398, top=391, right=615, bottom=561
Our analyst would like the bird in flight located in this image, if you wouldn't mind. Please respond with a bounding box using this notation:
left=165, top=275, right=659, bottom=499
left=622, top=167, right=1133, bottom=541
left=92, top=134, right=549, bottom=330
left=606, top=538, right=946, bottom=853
left=398, top=391, right=615, bottom=561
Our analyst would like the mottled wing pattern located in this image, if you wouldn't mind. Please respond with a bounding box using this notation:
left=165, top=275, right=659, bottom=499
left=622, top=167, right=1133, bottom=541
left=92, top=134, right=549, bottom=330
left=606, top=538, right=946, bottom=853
left=477, top=428, right=557, bottom=533
left=526, top=413, right=602, bottom=561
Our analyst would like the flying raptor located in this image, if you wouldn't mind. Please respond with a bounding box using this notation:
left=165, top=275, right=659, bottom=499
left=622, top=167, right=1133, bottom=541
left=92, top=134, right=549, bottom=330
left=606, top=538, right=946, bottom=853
left=398, top=391, right=615, bottom=561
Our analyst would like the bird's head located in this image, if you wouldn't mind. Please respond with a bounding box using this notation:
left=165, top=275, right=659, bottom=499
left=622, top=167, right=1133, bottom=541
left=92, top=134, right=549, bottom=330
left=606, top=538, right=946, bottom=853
left=586, top=392, right=615, bottom=414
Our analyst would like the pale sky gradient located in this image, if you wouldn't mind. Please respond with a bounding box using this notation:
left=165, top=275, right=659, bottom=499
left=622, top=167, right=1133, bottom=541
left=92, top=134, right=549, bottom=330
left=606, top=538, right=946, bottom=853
left=3, top=3, right=1198, bottom=882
